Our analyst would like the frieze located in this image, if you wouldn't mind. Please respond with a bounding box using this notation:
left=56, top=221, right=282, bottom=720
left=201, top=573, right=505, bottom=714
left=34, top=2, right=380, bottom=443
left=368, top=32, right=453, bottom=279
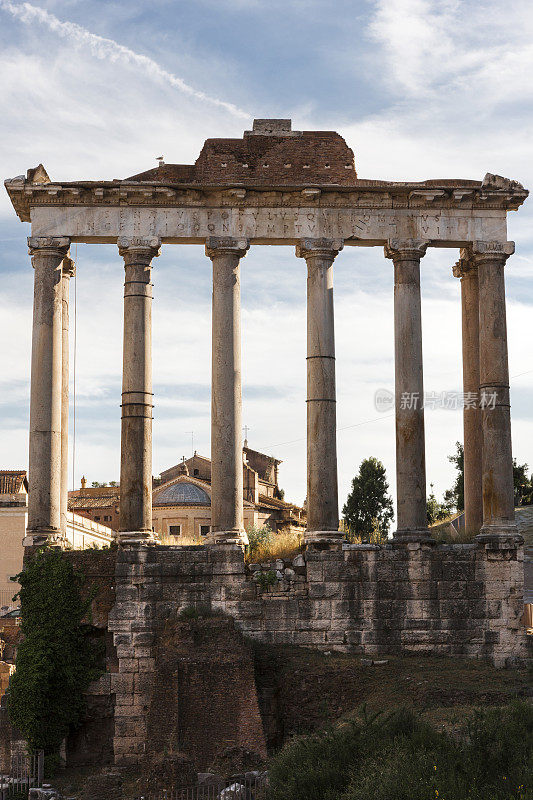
left=27, top=204, right=508, bottom=246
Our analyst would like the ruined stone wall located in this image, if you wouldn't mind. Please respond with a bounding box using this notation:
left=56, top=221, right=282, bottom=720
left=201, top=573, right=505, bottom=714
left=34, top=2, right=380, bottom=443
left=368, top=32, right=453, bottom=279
left=106, top=538, right=530, bottom=765
left=63, top=549, right=118, bottom=768
left=2, top=540, right=527, bottom=771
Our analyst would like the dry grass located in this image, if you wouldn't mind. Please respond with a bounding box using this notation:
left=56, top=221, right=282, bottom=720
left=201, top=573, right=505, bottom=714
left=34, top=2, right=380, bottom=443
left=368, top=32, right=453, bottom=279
left=245, top=531, right=304, bottom=564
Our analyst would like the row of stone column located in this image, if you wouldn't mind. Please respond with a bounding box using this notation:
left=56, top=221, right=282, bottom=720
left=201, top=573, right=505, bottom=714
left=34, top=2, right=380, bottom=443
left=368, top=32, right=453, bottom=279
left=25, top=234, right=519, bottom=549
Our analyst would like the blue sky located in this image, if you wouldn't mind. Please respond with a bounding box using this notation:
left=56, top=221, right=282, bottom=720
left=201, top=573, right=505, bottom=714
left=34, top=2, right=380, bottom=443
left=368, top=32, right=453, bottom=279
left=0, top=0, right=532, bottom=518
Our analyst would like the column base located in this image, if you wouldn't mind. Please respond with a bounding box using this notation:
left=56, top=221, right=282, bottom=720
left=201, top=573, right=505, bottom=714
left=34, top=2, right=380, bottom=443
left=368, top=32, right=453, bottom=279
left=393, top=528, right=436, bottom=545
left=206, top=530, right=249, bottom=547
left=23, top=528, right=62, bottom=548
left=305, top=530, right=345, bottom=550
left=476, top=522, right=523, bottom=548
left=118, top=530, right=158, bottom=546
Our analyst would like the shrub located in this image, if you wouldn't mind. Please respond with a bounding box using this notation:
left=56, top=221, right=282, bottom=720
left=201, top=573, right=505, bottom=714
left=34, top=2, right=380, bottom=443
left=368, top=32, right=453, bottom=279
left=8, top=549, right=102, bottom=763
left=246, top=524, right=274, bottom=557
left=255, top=570, right=278, bottom=591
left=267, top=721, right=365, bottom=800
left=267, top=703, right=533, bottom=800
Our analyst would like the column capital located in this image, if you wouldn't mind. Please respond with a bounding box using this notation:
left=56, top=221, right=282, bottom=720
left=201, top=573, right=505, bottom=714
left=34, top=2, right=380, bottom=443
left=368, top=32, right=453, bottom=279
left=28, top=236, right=70, bottom=258
left=384, top=238, right=428, bottom=261
left=470, top=240, right=515, bottom=266
left=205, top=236, right=249, bottom=259
left=452, top=250, right=477, bottom=279
left=296, top=238, right=344, bottom=261
left=62, top=255, right=76, bottom=278
left=117, top=237, right=161, bottom=266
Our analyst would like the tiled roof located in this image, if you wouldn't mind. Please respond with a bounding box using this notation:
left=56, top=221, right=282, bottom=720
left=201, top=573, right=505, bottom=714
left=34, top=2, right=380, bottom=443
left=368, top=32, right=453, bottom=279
left=0, top=471, right=27, bottom=494
left=68, top=495, right=119, bottom=510
left=257, top=493, right=303, bottom=512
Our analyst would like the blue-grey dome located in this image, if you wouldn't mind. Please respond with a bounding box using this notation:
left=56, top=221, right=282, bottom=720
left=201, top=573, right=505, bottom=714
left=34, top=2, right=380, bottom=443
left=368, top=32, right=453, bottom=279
left=155, top=481, right=210, bottom=506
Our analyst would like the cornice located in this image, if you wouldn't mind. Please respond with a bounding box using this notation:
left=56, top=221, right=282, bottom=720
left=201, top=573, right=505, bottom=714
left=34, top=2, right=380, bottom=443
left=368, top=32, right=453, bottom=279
left=4, top=170, right=528, bottom=223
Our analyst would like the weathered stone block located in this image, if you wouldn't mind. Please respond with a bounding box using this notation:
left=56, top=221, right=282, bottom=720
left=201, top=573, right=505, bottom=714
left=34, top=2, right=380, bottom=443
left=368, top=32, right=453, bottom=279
left=308, top=582, right=341, bottom=599
left=118, top=659, right=139, bottom=674
left=137, top=657, right=156, bottom=672
left=110, top=673, right=135, bottom=694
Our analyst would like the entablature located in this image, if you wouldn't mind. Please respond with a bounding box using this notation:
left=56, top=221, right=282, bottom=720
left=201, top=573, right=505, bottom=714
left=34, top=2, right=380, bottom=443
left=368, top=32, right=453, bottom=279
left=4, top=170, right=528, bottom=224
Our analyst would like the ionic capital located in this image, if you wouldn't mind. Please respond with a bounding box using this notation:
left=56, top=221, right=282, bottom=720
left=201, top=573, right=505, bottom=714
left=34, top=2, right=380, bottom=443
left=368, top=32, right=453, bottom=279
left=470, top=240, right=515, bottom=267
left=28, top=236, right=70, bottom=259
left=61, top=255, right=76, bottom=278
left=117, top=236, right=161, bottom=267
left=384, top=239, right=428, bottom=262
left=205, top=236, right=250, bottom=260
left=452, top=249, right=477, bottom=279
left=295, top=238, right=344, bottom=261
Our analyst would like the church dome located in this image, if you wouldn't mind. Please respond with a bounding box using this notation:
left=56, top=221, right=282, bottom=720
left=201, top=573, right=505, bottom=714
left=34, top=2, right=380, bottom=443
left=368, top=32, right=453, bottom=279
left=154, top=481, right=210, bottom=506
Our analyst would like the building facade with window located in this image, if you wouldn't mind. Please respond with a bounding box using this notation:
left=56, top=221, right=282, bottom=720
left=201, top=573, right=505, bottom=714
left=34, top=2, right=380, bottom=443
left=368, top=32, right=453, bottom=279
left=68, top=445, right=306, bottom=541
left=152, top=446, right=306, bottom=541
left=0, top=470, right=113, bottom=606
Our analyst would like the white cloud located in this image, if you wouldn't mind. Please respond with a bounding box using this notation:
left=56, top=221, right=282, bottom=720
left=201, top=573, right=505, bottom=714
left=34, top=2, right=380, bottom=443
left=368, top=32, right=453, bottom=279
left=0, top=1, right=250, bottom=119
left=368, top=0, right=533, bottom=108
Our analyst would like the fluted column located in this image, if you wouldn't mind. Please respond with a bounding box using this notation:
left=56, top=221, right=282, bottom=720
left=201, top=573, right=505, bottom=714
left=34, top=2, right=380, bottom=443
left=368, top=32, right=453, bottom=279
left=471, top=241, right=520, bottom=543
left=453, top=252, right=483, bottom=534
left=296, top=238, right=343, bottom=547
left=206, top=236, right=249, bottom=546
left=385, top=239, right=432, bottom=542
left=60, top=256, right=75, bottom=539
left=118, top=237, right=160, bottom=542
left=26, top=236, right=70, bottom=547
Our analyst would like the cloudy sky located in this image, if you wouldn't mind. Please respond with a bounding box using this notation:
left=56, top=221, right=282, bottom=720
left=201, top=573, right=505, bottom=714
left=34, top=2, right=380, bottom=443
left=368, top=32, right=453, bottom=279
left=1, top=0, right=532, bottom=521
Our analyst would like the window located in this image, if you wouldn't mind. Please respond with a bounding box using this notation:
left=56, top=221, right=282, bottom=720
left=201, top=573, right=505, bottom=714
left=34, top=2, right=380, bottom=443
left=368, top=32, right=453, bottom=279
left=94, top=516, right=100, bottom=521
left=193, top=468, right=199, bottom=476
left=169, top=525, right=181, bottom=536
left=103, top=515, right=111, bottom=522
left=200, top=525, right=210, bottom=537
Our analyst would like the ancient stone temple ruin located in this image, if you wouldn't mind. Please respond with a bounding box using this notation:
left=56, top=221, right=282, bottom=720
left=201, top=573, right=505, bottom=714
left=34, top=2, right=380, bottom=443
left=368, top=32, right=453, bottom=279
left=4, top=119, right=531, bottom=767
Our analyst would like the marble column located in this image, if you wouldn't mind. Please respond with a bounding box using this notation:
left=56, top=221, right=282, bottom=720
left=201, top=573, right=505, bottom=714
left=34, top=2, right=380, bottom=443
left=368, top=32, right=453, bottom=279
left=471, top=241, right=520, bottom=542
left=453, top=252, right=483, bottom=534
left=117, top=237, right=161, bottom=542
left=26, top=236, right=70, bottom=547
left=296, top=238, right=344, bottom=547
left=385, top=239, right=432, bottom=542
left=206, top=236, right=249, bottom=545
left=60, top=256, right=75, bottom=539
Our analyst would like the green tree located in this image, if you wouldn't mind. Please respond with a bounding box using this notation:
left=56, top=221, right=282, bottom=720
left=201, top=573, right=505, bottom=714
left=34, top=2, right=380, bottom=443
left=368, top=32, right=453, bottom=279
left=444, top=442, right=464, bottom=512
left=427, top=483, right=452, bottom=525
left=8, top=549, right=101, bottom=761
left=513, top=459, right=532, bottom=506
left=342, top=457, right=394, bottom=537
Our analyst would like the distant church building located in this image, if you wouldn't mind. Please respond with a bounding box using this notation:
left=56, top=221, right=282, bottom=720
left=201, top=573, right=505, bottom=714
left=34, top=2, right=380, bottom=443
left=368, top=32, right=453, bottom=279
left=68, top=444, right=306, bottom=540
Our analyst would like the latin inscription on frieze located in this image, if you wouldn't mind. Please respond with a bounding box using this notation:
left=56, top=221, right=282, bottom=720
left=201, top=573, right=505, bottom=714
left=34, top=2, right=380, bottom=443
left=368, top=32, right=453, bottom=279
left=29, top=205, right=508, bottom=245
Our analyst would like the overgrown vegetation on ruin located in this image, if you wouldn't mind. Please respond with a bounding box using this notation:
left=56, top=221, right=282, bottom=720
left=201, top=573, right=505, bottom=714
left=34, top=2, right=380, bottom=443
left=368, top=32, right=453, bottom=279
left=8, top=549, right=102, bottom=764
left=245, top=525, right=303, bottom=563
left=267, top=702, right=533, bottom=800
